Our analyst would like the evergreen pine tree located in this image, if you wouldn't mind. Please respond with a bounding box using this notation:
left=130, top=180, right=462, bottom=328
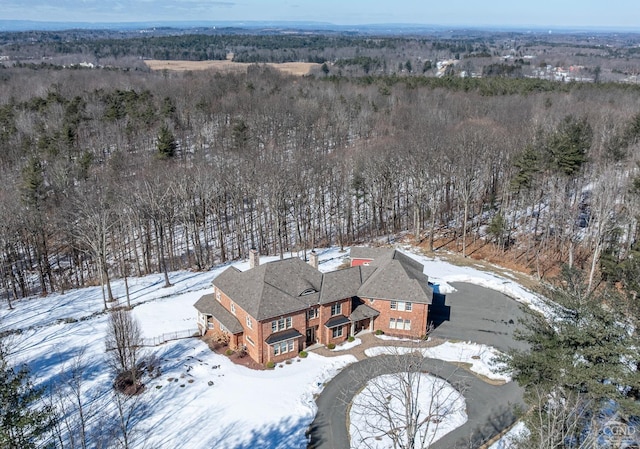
left=545, top=115, right=592, bottom=176
left=504, top=266, right=640, bottom=445
left=0, top=342, right=56, bottom=448
left=156, top=125, right=177, bottom=159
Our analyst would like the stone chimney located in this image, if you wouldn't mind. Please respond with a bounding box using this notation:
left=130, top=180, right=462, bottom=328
left=249, top=248, right=259, bottom=269
left=309, top=250, right=319, bottom=270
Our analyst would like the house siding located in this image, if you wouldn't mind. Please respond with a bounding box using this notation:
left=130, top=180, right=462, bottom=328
left=318, top=298, right=352, bottom=345
left=351, top=258, right=373, bottom=267
left=214, top=286, right=263, bottom=362
left=260, top=312, right=306, bottom=364
left=363, top=297, right=429, bottom=338
left=198, top=248, right=433, bottom=365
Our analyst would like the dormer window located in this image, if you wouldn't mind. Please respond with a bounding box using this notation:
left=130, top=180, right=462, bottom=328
left=300, top=288, right=317, bottom=296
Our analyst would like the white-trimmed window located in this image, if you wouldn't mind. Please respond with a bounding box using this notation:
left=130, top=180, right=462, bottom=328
left=271, top=316, right=292, bottom=333
left=307, top=308, right=319, bottom=320
left=332, top=326, right=344, bottom=338
left=216, top=289, right=221, bottom=302
left=391, top=301, right=412, bottom=312
left=330, top=303, right=342, bottom=316
left=230, top=302, right=236, bottom=315
left=246, top=335, right=255, bottom=346
left=207, top=319, right=215, bottom=330
left=246, top=316, right=252, bottom=329
left=389, top=318, right=412, bottom=330
left=273, top=340, right=295, bottom=356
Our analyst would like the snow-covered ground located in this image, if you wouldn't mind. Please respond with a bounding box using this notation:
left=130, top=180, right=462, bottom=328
left=401, top=247, right=550, bottom=316
left=488, top=421, right=529, bottom=448
left=0, top=245, right=539, bottom=448
left=332, top=337, right=362, bottom=351
left=365, top=341, right=511, bottom=382
left=350, top=373, right=467, bottom=449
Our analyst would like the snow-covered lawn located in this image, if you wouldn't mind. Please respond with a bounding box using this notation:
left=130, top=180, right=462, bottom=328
left=0, top=245, right=538, bottom=448
left=139, top=345, right=355, bottom=449
left=374, top=333, right=422, bottom=342
left=399, top=246, right=550, bottom=316
left=365, top=341, right=511, bottom=382
left=350, top=373, right=467, bottom=449
left=332, top=338, right=361, bottom=351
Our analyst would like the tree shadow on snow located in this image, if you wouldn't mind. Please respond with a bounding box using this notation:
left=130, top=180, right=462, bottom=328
left=234, top=416, right=310, bottom=449
left=151, top=416, right=308, bottom=449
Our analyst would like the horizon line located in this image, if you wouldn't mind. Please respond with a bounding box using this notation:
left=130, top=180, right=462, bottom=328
left=1, top=19, right=638, bottom=34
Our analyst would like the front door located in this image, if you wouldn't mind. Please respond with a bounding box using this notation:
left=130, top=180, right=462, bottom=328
left=306, top=326, right=316, bottom=345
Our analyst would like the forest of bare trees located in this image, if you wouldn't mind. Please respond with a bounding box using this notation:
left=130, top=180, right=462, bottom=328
left=1, top=63, right=640, bottom=304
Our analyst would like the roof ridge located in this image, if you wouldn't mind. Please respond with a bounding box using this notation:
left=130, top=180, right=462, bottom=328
left=357, top=264, right=381, bottom=293
left=319, top=272, right=326, bottom=303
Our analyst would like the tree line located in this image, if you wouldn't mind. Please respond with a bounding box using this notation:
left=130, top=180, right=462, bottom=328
left=0, top=65, right=640, bottom=306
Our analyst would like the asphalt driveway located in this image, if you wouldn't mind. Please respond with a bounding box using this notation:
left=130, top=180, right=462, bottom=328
left=429, top=282, right=530, bottom=352
left=308, top=281, right=532, bottom=449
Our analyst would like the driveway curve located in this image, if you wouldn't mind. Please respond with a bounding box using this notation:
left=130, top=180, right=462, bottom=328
left=309, top=282, right=530, bottom=449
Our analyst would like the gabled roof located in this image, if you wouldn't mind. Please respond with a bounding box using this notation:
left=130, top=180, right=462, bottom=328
left=356, top=248, right=432, bottom=305
left=214, top=257, right=322, bottom=321
left=193, top=294, right=244, bottom=334
left=350, top=246, right=395, bottom=261
left=350, top=303, right=380, bottom=321
left=204, top=247, right=432, bottom=323
left=319, top=266, right=362, bottom=305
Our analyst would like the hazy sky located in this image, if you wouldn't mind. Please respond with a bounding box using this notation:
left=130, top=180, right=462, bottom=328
left=3, top=0, right=638, bottom=29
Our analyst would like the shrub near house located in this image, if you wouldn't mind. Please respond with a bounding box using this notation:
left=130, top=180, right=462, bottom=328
left=194, top=247, right=433, bottom=364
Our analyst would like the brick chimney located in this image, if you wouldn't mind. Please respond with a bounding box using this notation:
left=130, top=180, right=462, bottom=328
left=249, top=248, right=259, bottom=269
left=309, top=250, right=319, bottom=270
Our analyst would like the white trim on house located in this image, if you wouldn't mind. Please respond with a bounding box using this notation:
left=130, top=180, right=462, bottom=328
left=271, top=316, right=292, bottom=332
left=272, top=339, right=295, bottom=356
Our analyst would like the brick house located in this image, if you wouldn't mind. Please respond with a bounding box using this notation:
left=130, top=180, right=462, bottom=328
left=194, top=247, right=433, bottom=365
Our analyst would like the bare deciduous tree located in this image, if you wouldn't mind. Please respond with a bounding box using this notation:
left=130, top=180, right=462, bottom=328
left=72, top=186, right=117, bottom=310
left=349, top=349, right=467, bottom=449
left=513, top=387, right=601, bottom=449
left=105, top=309, right=144, bottom=392
left=110, top=389, right=147, bottom=449
left=49, top=347, right=96, bottom=449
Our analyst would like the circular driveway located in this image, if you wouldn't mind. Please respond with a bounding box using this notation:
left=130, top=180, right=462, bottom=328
left=308, top=282, right=530, bottom=449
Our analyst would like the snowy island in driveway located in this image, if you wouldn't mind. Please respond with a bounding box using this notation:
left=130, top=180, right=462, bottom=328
left=194, top=247, right=433, bottom=365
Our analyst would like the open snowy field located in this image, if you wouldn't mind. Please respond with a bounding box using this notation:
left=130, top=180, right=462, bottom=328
left=0, top=246, right=540, bottom=448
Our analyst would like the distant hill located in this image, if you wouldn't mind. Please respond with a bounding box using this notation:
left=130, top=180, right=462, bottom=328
left=0, top=19, right=637, bottom=34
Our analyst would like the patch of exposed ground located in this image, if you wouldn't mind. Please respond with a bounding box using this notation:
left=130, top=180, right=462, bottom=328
left=413, top=236, right=564, bottom=292
left=144, top=59, right=320, bottom=76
